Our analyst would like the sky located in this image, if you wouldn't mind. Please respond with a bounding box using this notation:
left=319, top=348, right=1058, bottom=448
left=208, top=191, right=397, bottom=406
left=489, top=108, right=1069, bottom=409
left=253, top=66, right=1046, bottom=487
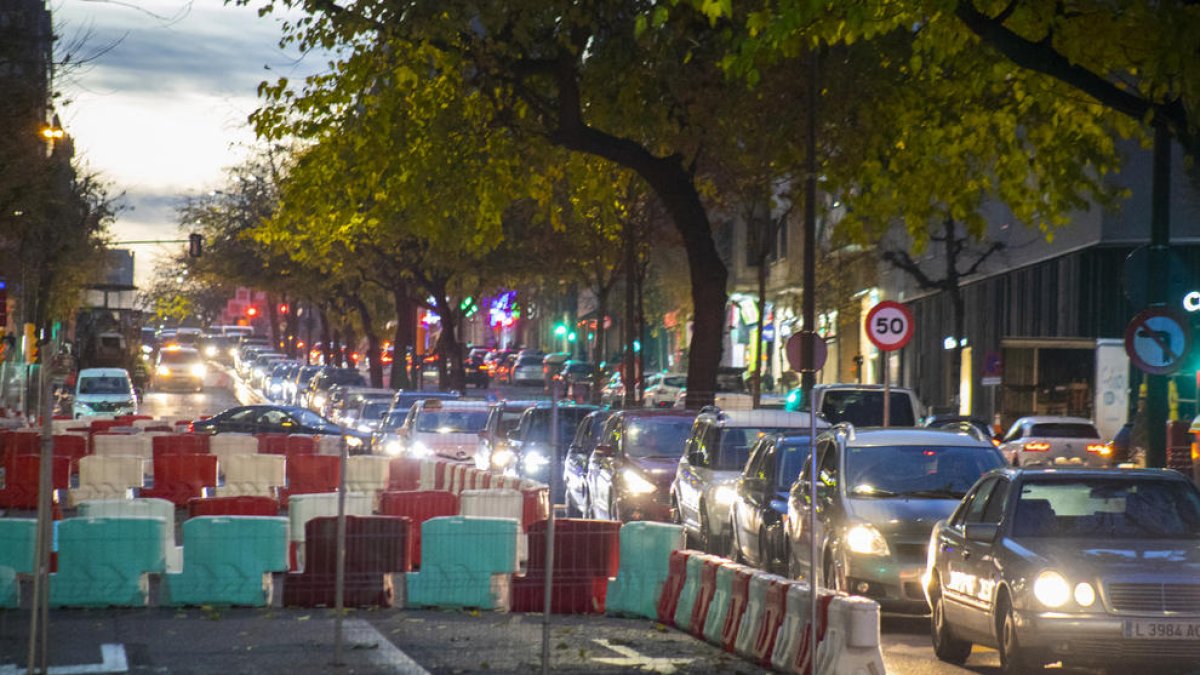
left=53, top=0, right=323, bottom=285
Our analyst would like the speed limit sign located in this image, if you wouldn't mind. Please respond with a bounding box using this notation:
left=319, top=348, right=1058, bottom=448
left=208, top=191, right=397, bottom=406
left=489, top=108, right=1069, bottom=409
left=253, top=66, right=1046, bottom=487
left=865, top=301, right=914, bottom=351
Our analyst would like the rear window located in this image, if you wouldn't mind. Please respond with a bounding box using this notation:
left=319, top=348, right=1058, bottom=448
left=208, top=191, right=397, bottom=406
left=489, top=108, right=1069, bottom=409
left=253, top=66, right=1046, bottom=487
left=518, top=356, right=542, bottom=366
left=663, top=376, right=687, bottom=388
left=1029, top=423, right=1099, bottom=439
left=819, top=391, right=915, bottom=427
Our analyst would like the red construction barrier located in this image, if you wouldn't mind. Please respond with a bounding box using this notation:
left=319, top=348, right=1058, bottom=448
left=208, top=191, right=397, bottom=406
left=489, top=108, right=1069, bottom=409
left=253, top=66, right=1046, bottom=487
left=256, top=433, right=288, bottom=455
left=141, top=454, right=218, bottom=506
left=378, top=490, right=459, bottom=567
left=432, top=461, right=449, bottom=490
left=790, top=591, right=837, bottom=675
left=151, top=434, right=210, bottom=458
left=478, top=472, right=493, bottom=489
left=281, top=455, right=341, bottom=503
left=89, top=419, right=122, bottom=433
left=722, top=565, right=754, bottom=652
left=282, top=515, right=411, bottom=607
left=521, top=486, right=549, bottom=531
left=52, top=435, right=88, bottom=473
left=657, top=549, right=692, bottom=626
left=187, top=495, right=279, bottom=518
left=751, top=576, right=790, bottom=666
left=511, top=519, right=622, bottom=614
left=1, top=430, right=39, bottom=459
left=0, top=455, right=70, bottom=509
left=387, top=457, right=421, bottom=491
left=689, top=557, right=723, bottom=638
left=284, top=434, right=317, bottom=457
left=115, top=415, right=153, bottom=425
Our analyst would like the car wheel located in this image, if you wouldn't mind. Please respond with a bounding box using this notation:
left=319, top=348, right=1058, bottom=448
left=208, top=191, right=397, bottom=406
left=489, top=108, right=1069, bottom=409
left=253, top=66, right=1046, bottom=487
left=727, top=520, right=744, bottom=564
left=930, top=580, right=972, bottom=664
left=998, top=594, right=1037, bottom=674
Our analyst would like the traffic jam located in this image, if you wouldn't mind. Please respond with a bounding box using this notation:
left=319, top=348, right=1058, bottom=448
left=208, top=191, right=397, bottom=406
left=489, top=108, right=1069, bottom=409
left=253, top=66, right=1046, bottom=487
left=75, top=308, right=1197, bottom=674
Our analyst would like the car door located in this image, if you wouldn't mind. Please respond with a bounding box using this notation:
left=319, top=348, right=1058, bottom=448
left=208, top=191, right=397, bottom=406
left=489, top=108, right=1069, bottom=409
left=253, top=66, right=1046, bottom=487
left=677, top=420, right=714, bottom=532
left=590, top=417, right=622, bottom=519
left=788, top=436, right=835, bottom=582
left=564, top=415, right=594, bottom=510
left=963, top=478, right=1010, bottom=639
left=219, top=408, right=260, bottom=434
left=734, top=437, right=773, bottom=565
left=936, top=477, right=998, bottom=632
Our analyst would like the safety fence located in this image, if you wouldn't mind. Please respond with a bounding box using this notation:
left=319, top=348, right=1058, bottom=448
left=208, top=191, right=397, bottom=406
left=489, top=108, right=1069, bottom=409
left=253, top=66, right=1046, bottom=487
left=0, top=414, right=883, bottom=673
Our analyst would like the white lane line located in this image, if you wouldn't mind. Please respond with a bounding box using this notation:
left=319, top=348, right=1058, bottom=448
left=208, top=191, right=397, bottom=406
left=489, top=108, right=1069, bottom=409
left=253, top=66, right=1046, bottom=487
left=343, top=619, right=431, bottom=675
left=590, top=638, right=695, bottom=674
left=0, top=643, right=128, bottom=675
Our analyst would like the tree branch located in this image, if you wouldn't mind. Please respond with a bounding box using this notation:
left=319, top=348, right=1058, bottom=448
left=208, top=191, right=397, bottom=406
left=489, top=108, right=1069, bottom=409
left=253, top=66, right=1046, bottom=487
left=961, top=241, right=1005, bottom=277
left=881, top=248, right=945, bottom=291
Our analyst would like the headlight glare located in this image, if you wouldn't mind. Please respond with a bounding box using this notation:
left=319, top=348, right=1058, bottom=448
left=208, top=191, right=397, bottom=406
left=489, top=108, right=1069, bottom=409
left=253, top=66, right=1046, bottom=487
left=523, top=450, right=549, bottom=472
left=410, top=441, right=432, bottom=458
left=384, top=440, right=402, bottom=456
left=1034, top=570, right=1071, bottom=608
left=491, top=448, right=515, bottom=469
left=344, top=435, right=363, bottom=448
left=156, top=365, right=170, bottom=376
left=622, top=468, right=656, bottom=495
left=713, top=485, right=737, bottom=505
left=1074, top=582, right=1096, bottom=607
left=190, top=363, right=207, bottom=377
left=845, top=523, right=890, bottom=556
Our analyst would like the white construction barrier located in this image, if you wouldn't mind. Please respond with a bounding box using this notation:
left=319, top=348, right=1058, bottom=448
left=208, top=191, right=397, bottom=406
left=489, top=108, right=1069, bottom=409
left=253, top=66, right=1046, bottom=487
left=459, top=488, right=526, bottom=564
left=345, top=455, right=391, bottom=495
left=812, top=595, right=885, bottom=675
left=69, top=455, right=145, bottom=505
left=209, top=433, right=258, bottom=468
left=216, top=454, right=285, bottom=498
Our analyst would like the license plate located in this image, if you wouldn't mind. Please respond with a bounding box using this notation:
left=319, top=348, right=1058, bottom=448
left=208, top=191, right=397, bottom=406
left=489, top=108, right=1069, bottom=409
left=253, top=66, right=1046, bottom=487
left=1123, top=620, right=1200, bottom=640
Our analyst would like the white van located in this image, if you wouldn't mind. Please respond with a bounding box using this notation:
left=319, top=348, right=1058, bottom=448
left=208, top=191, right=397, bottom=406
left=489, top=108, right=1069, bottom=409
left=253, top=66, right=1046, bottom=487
left=73, top=368, right=137, bottom=419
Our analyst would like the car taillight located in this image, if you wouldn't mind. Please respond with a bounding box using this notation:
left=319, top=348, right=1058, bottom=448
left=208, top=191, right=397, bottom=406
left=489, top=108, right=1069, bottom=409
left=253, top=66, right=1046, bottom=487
left=187, top=421, right=195, bottom=432
left=1024, top=442, right=1050, bottom=452
left=1086, top=443, right=1110, bottom=455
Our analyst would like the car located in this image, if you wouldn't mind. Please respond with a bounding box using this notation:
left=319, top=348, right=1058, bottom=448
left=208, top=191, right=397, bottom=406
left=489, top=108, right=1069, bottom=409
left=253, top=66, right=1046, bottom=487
left=474, top=400, right=539, bottom=473
left=344, top=399, right=392, bottom=435
left=392, top=399, right=492, bottom=462
left=922, top=414, right=996, bottom=443
left=786, top=425, right=1004, bottom=614
left=328, top=387, right=394, bottom=426
left=562, top=409, right=615, bottom=516
left=728, top=433, right=814, bottom=574
left=151, top=347, right=207, bottom=392
left=644, top=372, right=687, bottom=408
left=304, top=368, right=367, bottom=413
left=508, top=403, right=600, bottom=499
left=190, top=404, right=369, bottom=449
left=286, top=365, right=323, bottom=406
left=598, top=371, right=626, bottom=408
left=463, top=351, right=490, bottom=389
left=673, top=407, right=824, bottom=552
left=371, top=391, right=462, bottom=454
left=73, top=368, right=137, bottom=419
left=247, top=353, right=286, bottom=391
left=785, top=383, right=925, bottom=427
left=997, top=416, right=1109, bottom=468
left=264, top=361, right=303, bottom=402
left=587, top=409, right=695, bottom=523
left=542, top=352, right=570, bottom=390
left=510, top=354, right=544, bottom=385
left=926, top=468, right=1200, bottom=672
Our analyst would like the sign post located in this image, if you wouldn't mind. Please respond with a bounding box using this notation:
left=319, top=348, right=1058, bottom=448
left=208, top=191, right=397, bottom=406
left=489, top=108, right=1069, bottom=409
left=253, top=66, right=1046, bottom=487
left=864, top=301, right=914, bottom=427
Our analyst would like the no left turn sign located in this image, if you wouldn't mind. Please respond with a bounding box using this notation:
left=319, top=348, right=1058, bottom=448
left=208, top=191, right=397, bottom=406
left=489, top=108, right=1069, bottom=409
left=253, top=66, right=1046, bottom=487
left=865, top=301, right=914, bottom=352
left=1124, top=307, right=1192, bottom=375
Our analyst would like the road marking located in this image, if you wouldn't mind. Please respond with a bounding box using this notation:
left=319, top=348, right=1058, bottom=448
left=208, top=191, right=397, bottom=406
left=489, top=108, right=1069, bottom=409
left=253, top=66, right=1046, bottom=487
left=0, top=643, right=128, bottom=675
left=343, top=619, right=431, bottom=674
left=590, top=638, right=694, bottom=674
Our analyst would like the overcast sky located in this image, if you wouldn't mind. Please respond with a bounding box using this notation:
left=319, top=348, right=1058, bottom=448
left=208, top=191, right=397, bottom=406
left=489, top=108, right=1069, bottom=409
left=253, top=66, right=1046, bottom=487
left=54, top=0, right=323, bottom=285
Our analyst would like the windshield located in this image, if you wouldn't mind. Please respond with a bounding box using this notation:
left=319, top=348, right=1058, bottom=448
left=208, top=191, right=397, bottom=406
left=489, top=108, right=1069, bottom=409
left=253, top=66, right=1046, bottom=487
left=361, top=402, right=389, bottom=419
left=776, top=438, right=813, bottom=490
left=324, top=370, right=365, bottom=386
left=846, top=445, right=1003, bottom=499
left=819, top=391, right=915, bottom=426
left=663, top=376, right=687, bottom=388
left=414, top=410, right=489, bottom=434
left=79, top=376, right=131, bottom=395
left=716, top=371, right=745, bottom=393
left=298, top=367, right=321, bottom=383
left=715, top=427, right=791, bottom=471
left=160, top=351, right=201, bottom=365
left=626, top=419, right=692, bottom=458
left=527, top=408, right=596, bottom=444
left=1029, top=423, right=1099, bottom=439
left=1014, top=478, right=1200, bottom=539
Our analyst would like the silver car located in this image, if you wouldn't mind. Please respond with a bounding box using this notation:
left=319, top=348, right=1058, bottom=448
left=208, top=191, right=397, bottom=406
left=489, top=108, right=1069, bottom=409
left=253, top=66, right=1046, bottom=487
left=997, top=416, right=1109, bottom=468
left=926, top=468, right=1200, bottom=673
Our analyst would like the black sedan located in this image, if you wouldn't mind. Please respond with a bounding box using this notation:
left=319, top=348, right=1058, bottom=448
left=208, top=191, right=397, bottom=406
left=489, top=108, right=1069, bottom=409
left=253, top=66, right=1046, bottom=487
left=190, top=405, right=370, bottom=449
left=728, top=433, right=812, bottom=574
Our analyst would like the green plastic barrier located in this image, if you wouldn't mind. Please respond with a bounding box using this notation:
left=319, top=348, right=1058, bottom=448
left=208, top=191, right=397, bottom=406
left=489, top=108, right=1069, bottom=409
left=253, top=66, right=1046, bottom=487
left=0, top=519, right=38, bottom=608
left=164, top=516, right=289, bottom=606
left=406, top=516, right=519, bottom=609
left=702, top=562, right=737, bottom=644
left=49, top=517, right=166, bottom=607
left=77, top=498, right=181, bottom=571
left=672, top=553, right=709, bottom=631
left=605, top=522, right=684, bottom=619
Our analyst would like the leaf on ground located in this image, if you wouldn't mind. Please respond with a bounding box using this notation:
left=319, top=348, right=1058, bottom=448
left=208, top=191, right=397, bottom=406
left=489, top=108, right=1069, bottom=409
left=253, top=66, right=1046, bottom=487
left=296, top=615, right=311, bottom=621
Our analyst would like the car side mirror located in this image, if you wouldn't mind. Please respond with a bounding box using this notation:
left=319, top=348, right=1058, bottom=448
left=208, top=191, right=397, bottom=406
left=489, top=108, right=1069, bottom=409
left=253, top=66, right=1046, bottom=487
left=965, top=523, right=999, bottom=544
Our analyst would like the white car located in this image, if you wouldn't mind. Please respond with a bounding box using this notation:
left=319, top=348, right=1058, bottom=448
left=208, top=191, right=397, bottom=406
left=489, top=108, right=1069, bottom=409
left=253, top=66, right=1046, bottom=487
left=394, top=399, right=491, bottom=462
left=644, top=373, right=687, bottom=408
left=997, top=416, right=1109, bottom=467
left=510, top=354, right=545, bottom=385
left=73, top=368, right=137, bottom=419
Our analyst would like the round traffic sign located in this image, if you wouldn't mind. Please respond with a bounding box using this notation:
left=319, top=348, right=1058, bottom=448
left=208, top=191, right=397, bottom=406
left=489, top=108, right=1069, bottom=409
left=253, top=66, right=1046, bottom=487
left=1123, top=307, right=1193, bottom=375
left=865, top=301, right=914, bottom=352
left=785, top=331, right=828, bottom=372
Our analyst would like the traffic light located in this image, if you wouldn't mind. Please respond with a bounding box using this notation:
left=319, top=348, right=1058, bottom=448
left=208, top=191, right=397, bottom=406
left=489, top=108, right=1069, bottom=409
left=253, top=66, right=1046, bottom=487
left=553, top=323, right=567, bottom=337
left=188, top=233, right=203, bottom=258
left=246, top=306, right=259, bottom=319
left=278, top=303, right=289, bottom=314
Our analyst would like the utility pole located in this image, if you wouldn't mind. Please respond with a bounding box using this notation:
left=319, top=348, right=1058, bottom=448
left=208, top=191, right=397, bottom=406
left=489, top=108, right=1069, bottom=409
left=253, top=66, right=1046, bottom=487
left=1145, top=122, right=1171, bottom=468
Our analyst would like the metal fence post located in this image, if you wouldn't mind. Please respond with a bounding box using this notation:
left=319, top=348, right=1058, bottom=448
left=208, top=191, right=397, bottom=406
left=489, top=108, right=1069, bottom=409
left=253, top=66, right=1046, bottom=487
left=333, top=434, right=349, bottom=666
left=540, top=384, right=559, bottom=675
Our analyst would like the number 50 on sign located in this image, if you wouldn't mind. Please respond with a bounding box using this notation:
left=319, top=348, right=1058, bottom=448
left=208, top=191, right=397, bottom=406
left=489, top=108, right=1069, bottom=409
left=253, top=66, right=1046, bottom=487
left=865, top=301, right=914, bottom=351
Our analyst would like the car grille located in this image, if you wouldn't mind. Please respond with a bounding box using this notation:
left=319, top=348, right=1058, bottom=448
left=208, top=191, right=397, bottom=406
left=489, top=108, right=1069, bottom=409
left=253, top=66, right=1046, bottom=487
left=1070, top=639, right=1200, bottom=660
left=1106, top=583, right=1200, bottom=614
left=893, top=542, right=929, bottom=561
left=86, top=401, right=126, bottom=412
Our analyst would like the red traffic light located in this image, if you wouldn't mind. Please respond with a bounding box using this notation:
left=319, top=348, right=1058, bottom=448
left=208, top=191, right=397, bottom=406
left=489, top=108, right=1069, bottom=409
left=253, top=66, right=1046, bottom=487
left=246, top=306, right=259, bottom=318
left=278, top=303, right=289, bottom=314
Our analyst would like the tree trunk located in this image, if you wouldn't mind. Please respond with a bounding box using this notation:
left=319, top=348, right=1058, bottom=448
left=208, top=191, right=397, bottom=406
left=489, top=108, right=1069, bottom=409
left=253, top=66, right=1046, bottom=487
left=342, top=319, right=358, bottom=370
left=318, top=307, right=334, bottom=366
left=302, top=303, right=315, bottom=364
left=623, top=223, right=637, bottom=408
left=431, top=290, right=466, bottom=392
left=944, top=218, right=963, bottom=410
left=595, top=284, right=609, bottom=373
left=266, top=294, right=281, bottom=353
left=353, top=295, right=383, bottom=388
left=390, top=284, right=414, bottom=390
left=283, top=296, right=299, bottom=358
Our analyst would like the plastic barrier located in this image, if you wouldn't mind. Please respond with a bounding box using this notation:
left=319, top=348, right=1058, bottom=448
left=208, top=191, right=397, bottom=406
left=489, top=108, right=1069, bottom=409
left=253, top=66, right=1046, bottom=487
left=702, top=561, right=750, bottom=647
left=256, top=433, right=288, bottom=455
left=511, top=519, right=621, bottom=614
left=734, top=571, right=783, bottom=660
left=93, top=433, right=151, bottom=460
left=281, top=455, right=341, bottom=504
left=89, top=419, right=123, bottom=434
left=284, top=434, right=317, bottom=457
left=746, top=573, right=790, bottom=666
left=673, top=552, right=719, bottom=632
left=687, top=556, right=723, bottom=638
left=656, top=549, right=693, bottom=625
left=188, top=495, right=279, bottom=518
left=388, top=457, right=422, bottom=491
left=209, top=433, right=258, bottom=468
left=809, top=594, right=885, bottom=675
left=345, top=455, right=391, bottom=495
left=52, top=434, right=88, bottom=473
left=405, top=515, right=519, bottom=610
left=164, top=515, right=288, bottom=606
left=215, top=453, right=285, bottom=498
left=378, top=490, right=460, bottom=567
left=521, top=487, right=550, bottom=531
left=69, top=455, right=143, bottom=505
left=50, top=516, right=166, bottom=607
left=77, top=498, right=182, bottom=572
left=286, top=492, right=374, bottom=570
left=772, top=581, right=834, bottom=673
left=720, top=564, right=754, bottom=652
left=0, top=454, right=71, bottom=509
left=459, top=488, right=526, bottom=564
left=283, top=515, right=411, bottom=607
left=606, top=522, right=685, bottom=620
left=315, top=435, right=342, bottom=456
left=141, top=454, right=218, bottom=506
left=151, top=433, right=210, bottom=458
left=0, top=519, right=37, bottom=607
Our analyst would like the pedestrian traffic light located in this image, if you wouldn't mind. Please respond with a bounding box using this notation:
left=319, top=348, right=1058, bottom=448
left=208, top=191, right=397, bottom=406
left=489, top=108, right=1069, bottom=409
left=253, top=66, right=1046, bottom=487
left=188, top=233, right=203, bottom=258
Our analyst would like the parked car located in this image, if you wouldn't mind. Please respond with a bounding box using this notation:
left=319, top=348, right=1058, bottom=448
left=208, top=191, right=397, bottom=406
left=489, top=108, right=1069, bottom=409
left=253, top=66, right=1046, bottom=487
left=394, top=399, right=492, bottom=462
left=151, top=347, right=207, bottom=392
left=997, top=416, right=1109, bottom=468
left=563, top=409, right=615, bottom=516
left=728, top=433, right=814, bottom=574
left=73, top=368, right=137, bottom=419
left=510, top=354, right=545, bottom=385
left=786, top=383, right=925, bottom=427
left=508, top=403, right=600, bottom=498
left=371, top=391, right=462, bottom=454
left=673, top=408, right=824, bottom=551
left=587, top=409, right=695, bottom=522
left=474, top=400, right=539, bottom=473
left=644, top=372, right=687, bottom=408
left=190, top=404, right=369, bottom=448
left=786, top=425, right=1004, bottom=613
left=926, top=468, right=1200, bottom=671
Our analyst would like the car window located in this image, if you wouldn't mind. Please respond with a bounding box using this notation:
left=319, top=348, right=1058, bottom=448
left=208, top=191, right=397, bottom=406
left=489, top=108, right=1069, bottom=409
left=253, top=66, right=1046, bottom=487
left=226, top=408, right=258, bottom=423
left=844, top=445, right=1004, bottom=499
left=625, top=418, right=692, bottom=459
left=415, top=410, right=489, bottom=434
left=817, top=442, right=839, bottom=491
left=79, top=377, right=131, bottom=395
left=819, top=391, right=915, bottom=426
left=775, top=438, right=812, bottom=490
left=257, top=409, right=296, bottom=427
left=714, top=427, right=792, bottom=471
left=1014, top=478, right=1200, bottom=538
left=744, top=438, right=772, bottom=481
left=664, top=376, right=687, bottom=388
left=981, top=479, right=1010, bottom=524
left=1028, top=423, right=1100, bottom=439
left=1002, top=421, right=1024, bottom=443
left=295, top=409, right=330, bottom=428
left=963, top=478, right=998, bottom=524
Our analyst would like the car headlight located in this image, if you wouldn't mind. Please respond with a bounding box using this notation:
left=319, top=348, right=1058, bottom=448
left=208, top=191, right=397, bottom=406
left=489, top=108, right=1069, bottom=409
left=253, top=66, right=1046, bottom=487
left=523, top=450, right=549, bottom=472
left=344, top=435, right=363, bottom=449
left=491, top=448, right=515, bottom=469
left=713, top=484, right=737, bottom=506
left=156, top=365, right=170, bottom=376
left=621, top=468, right=656, bottom=495
left=410, top=441, right=432, bottom=458
left=228, top=347, right=238, bottom=357
left=1074, top=581, right=1096, bottom=607
left=141, top=345, right=153, bottom=354
left=1033, top=570, right=1071, bottom=608
left=190, top=363, right=207, bottom=377
left=384, top=440, right=402, bottom=456
left=204, top=346, right=218, bottom=357
left=845, top=523, right=890, bottom=556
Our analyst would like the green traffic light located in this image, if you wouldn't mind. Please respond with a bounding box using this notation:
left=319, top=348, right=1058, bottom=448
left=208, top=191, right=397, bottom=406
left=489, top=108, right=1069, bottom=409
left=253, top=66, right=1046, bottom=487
left=785, top=388, right=802, bottom=412
left=554, top=324, right=567, bottom=337
left=567, top=331, right=577, bottom=342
